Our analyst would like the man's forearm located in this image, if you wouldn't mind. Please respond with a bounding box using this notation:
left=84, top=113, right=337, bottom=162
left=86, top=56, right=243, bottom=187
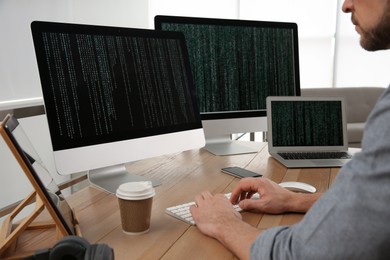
left=288, top=192, right=322, bottom=213
left=216, top=219, right=262, bottom=260
left=219, top=193, right=320, bottom=258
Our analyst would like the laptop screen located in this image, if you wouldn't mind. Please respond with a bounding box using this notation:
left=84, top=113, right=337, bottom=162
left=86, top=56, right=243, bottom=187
left=268, top=97, right=346, bottom=148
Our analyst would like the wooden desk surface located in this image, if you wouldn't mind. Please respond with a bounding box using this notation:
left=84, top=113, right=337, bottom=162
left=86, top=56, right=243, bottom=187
left=6, top=142, right=340, bottom=259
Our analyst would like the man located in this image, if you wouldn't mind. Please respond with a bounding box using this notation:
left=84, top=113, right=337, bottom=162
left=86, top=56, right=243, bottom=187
left=190, top=0, right=390, bottom=259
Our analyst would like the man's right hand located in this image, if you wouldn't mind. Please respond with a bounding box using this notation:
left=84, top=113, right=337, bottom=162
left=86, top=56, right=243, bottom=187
left=230, top=177, right=322, bottom=214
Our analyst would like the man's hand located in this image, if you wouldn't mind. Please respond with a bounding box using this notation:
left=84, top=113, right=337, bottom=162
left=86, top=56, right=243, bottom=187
left=230, top=177, right=322, bottom=214
left=189, top=178, right=321, bottom=259
left=190, top=191, right=242, bottom=238
left=190, top=191, right=260, bottom=260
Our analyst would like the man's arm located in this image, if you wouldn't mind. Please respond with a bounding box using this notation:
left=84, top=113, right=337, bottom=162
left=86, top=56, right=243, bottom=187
left=190, top=179, right=322, bottom=259
left=213, top=215, right=261, bottom=260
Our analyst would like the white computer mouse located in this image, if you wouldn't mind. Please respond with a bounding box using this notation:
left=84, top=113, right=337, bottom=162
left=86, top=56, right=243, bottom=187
left=279, top=181, right=317, bottom=193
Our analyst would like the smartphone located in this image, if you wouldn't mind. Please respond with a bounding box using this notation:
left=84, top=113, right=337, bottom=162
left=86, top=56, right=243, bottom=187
left=221, top=167, right=262, bottom=178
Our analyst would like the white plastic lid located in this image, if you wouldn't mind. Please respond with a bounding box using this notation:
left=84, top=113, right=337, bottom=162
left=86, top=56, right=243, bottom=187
left=116, top=181, right=155, bottom=200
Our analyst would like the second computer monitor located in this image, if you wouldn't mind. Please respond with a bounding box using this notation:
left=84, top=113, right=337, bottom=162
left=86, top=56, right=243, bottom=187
left=155, top=16, right=300, bottom=155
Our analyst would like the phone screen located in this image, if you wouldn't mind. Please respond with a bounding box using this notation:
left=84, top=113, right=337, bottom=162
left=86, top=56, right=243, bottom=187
left=221, top=167, right=262, bottom=178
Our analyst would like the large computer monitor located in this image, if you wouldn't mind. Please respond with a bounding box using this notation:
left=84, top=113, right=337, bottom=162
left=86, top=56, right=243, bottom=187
left=155, top=16, right=301, bottom=155
left=31, top=21, right=205, bottom=193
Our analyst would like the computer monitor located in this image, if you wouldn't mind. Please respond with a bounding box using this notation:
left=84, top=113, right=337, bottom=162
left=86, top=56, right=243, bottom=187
left=155, top=16, right=301, bottom=155
left=31, top=21, right=205, bottom=193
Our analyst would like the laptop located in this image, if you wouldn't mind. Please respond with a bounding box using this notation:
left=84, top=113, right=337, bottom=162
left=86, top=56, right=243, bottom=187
left=266, top=96, right=353, bottom=168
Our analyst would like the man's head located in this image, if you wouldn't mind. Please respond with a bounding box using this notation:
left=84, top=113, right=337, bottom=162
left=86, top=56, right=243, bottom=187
left=342, top=0, right=390, bottom=51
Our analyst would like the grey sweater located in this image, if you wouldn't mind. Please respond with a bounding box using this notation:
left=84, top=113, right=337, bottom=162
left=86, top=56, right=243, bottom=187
left=252, top=86, right=390, bottom=259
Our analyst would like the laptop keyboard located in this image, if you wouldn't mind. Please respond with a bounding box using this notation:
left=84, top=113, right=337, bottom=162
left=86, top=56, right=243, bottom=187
left=278, top=151, right=352, bottom=160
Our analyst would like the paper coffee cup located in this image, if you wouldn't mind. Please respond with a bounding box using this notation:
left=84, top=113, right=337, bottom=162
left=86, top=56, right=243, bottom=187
left=116, top=181, right=155, bottom=235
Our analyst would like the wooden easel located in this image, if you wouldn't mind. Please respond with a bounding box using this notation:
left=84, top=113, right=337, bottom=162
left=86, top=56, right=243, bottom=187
left=0, top=115, right=81, bottom=258
left=0, top=192, right=76, bottom=257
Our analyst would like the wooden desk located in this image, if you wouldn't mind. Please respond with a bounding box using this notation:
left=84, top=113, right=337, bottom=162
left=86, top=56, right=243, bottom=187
left=6, top=142, right=340, bottom=259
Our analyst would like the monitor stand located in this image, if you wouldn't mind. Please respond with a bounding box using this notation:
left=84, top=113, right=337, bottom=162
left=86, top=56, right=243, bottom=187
left=203, top=135, right=261, bottom=156
left=88, top=164, right=161, bottom=194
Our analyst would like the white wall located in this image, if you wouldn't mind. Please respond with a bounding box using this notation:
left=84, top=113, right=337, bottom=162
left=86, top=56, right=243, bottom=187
left=0, top=0, right=149, bottom=110
left=0, top=0, right=149, bottom=218
left=334, top=0, right=390, bottom=87
left=149, top=0, right=238, bottom=25
left=2, top=0, right=389, bottom=109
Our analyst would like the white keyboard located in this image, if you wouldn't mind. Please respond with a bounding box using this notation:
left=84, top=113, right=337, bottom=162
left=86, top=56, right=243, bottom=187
left=165, top=192, right=259, bottom=225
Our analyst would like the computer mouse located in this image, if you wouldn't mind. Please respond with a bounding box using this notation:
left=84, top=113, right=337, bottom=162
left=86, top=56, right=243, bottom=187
left=279, top=181, right=317, bottom=193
